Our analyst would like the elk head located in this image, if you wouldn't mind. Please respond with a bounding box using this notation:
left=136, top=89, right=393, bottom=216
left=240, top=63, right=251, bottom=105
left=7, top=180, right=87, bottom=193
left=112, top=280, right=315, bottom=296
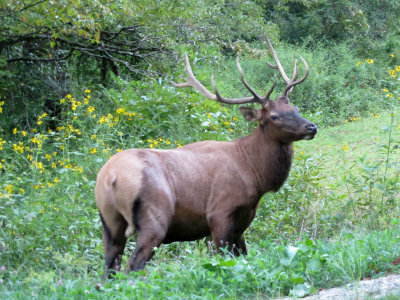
left=172, top=38, right=317, bottom=144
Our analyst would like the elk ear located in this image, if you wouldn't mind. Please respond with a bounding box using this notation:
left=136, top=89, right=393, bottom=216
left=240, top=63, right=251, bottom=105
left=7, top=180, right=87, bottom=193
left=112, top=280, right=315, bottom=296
left=239, top=106, right=263, bottom=122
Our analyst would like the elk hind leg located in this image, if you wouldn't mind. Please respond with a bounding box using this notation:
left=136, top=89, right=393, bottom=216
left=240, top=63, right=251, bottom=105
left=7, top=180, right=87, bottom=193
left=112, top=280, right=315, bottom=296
left=100, top=213, right=127, bottom=279
left=128, top=207, right=169, bottom=271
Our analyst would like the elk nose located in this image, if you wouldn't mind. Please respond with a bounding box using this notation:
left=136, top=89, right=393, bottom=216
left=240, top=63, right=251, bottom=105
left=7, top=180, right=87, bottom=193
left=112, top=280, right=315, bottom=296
left=306, top=124, right=318, bottom=135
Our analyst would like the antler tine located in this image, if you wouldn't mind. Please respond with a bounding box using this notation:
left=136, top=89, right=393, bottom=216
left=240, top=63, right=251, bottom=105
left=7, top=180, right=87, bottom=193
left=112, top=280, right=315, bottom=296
left=172, top=52, right=268, bottom=105
left=265, top=75, right=277, bottom=100
left=266, top=61, right=278, bottom=69
left=282, top=56, right=309, bottom=96
left=291, top=55, right=299, bottom=81
left=265, top=37, right=309, bottom=97
left=171, top=53, right=217, bottom=100
left=266, top=42, right=299, bottom=82
left=235, top=57, right=265, bottom=104
left=266, top=37, right=292, bottom=85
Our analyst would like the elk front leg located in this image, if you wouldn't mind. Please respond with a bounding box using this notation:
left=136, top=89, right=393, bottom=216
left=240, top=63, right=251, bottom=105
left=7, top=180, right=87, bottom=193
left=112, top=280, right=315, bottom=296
left=233, top=235, right=247, bottom=256
left=208, top=213, right=235, bottom=253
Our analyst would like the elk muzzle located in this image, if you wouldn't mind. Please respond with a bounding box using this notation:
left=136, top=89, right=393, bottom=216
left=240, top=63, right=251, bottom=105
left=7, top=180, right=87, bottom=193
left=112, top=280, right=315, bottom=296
left=303, top=123, right=318, bottom=140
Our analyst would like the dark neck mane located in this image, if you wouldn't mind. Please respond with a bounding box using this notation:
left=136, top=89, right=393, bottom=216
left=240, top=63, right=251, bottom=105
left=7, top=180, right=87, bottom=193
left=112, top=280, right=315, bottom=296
left=235, top=125, right=293, bottom=194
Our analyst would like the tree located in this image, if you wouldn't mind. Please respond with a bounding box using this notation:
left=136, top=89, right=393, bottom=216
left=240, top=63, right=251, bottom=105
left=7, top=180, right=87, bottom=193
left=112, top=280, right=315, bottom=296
left=0, top=0, right=271, bottom=130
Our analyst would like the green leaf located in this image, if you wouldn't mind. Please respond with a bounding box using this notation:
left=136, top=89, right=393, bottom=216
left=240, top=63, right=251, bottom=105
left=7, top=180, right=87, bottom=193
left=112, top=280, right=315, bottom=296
left=280, top=245, right=299, bottom=267
left=290, top=283, right=312, bottom=298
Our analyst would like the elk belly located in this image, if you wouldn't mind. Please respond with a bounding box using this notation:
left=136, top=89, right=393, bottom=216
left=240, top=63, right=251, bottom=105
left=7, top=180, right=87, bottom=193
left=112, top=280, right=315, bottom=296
left=163, top=204, right=210, bottom=243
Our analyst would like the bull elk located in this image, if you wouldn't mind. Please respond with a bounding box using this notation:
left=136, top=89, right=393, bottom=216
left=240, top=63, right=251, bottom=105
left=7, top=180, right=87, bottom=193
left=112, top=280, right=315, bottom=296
left=95, top=38, right=317, bottom=276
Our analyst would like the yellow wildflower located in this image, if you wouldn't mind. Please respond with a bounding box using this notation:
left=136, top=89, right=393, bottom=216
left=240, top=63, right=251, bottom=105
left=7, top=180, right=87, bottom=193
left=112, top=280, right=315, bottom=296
left=342, top=143, right=349, bottom=151
left=5, top=185, right=13, bottom=194
left=13, top=128, right=17, bottom=134
left=90, top=148, right=97, bottom=154
left=0, top=138, right=5, bottom=150
left=13, top=142, right=24, bottom=153
left=116, top=108, right=126, bottom=114
left=99, top=116, right=107, bottom=124
left=365, top=58, right=374, bottom=64
left=85, top=89, right=91, bottom=93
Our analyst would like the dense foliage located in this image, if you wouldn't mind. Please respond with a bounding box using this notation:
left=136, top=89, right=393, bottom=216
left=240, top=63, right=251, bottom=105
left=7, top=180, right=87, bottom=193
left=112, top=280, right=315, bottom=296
left=0, top=0, right=400, bottom=298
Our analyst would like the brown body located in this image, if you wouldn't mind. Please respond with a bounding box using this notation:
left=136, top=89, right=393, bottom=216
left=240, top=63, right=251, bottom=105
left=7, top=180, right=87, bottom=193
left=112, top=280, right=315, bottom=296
left=96, top=38, right=317, bottom=275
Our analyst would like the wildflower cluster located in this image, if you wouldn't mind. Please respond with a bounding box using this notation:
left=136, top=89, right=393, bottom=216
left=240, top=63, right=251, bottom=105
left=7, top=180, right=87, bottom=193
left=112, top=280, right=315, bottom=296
left=355, top=58, right=374, bottom=66
left=388, top=64, right=400, bottom=78
left=370, top=112, right=381, bottom=118
left=37, top=113, right=48, bottom=125
left=0, top=89, right=103, bottom=200
left=98, top=114, right=119, bottom=127
left=200, top=110, right=239, bottom=134
left=146, top=137, right=179, bottom=149
left=346, top=116, right=361, bottom=123
left=359, top=55, right=400, bottom=102
left=115, top=107, right=137, bottom=118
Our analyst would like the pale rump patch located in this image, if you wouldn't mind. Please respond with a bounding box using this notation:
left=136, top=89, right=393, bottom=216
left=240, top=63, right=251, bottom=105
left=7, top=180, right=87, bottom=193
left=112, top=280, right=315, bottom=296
left=95, top=150, right=144, bottom=238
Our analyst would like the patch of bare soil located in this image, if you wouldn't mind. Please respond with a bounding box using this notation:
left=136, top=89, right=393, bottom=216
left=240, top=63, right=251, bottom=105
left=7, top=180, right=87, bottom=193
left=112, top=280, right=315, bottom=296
left=281, top=274, right=400, bottom=299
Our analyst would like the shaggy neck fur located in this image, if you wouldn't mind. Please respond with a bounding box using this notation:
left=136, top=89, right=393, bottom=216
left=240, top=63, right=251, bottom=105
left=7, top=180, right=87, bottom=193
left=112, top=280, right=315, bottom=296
left=235, top=125, right=293, bottom=195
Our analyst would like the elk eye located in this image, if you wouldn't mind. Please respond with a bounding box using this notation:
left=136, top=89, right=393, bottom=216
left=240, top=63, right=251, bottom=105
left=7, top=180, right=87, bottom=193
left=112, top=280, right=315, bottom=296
left=271, top=115, right=279, bottom=121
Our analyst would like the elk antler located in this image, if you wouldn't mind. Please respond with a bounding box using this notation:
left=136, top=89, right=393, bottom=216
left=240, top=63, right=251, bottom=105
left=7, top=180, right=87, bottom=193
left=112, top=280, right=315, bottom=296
left=172, top=53, right=275, bottom=105
left=265, top=37, right=309, bottom=96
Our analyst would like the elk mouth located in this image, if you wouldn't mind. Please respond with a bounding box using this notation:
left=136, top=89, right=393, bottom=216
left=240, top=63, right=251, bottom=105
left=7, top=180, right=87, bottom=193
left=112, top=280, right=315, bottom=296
left=302, top=124, right=317, bottom=140
left=303, top=133, right=316, bottom=140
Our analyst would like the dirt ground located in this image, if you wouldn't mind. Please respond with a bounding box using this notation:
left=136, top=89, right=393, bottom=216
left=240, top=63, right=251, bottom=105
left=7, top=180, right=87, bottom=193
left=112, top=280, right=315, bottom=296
left=280, top=274, right=400, bottom=299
